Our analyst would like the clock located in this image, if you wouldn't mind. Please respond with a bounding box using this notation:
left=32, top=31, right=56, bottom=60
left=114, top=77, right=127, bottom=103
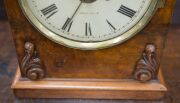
left=5, top=0, right=176, bottom=100
left=20, top=0, right=160, bottom=50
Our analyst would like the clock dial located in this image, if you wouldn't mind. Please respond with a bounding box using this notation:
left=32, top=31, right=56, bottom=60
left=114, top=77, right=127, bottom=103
left=26, top=0, right=151, bottom=42
left=19, top=0, right=158, bottom=49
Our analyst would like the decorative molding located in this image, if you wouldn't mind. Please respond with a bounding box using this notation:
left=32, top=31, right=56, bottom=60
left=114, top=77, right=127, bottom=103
left=134, top=44, right=159, bottom=82
left=21, top=42, right=45, bottom=80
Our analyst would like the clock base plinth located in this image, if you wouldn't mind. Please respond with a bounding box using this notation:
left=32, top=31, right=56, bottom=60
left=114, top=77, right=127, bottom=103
left=12, top=67, right=167, bottom=100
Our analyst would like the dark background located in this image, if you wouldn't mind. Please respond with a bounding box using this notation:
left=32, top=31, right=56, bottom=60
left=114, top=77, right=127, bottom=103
left=172, top=0, right=180, bottom=24
left=0, top=0, right=180, bottom=103
left=0, top=0, right=6, bottom=20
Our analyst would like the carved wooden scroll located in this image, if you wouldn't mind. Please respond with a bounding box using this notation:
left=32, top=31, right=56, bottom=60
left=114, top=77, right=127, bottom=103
left=21, top=42, right=45, bottom=80
left=134, top=44, right=159, bottom=82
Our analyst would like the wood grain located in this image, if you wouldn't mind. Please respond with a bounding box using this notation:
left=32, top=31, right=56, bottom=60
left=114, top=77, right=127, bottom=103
left=12, top=67, right=166, bottom=100
left=4, top=0, right=176, bottom=79
left=1, top=21, right=180, bottom=103
left=0, top=20, right=158, bottom=103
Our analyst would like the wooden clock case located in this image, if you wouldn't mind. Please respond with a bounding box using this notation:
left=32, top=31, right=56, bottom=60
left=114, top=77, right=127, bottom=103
left=5, top=0, right=176, bottom=100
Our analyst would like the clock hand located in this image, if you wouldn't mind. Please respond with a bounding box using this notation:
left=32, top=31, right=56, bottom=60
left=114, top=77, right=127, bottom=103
left=70, top=1, right=83, bottom=20
left=62, top=2, right=82, bottom=30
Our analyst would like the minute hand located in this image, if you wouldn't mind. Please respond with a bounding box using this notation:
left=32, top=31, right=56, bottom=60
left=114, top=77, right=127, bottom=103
left=70, top=2, right=83, bottom=20
left=62, top=2, right=82, bottom=30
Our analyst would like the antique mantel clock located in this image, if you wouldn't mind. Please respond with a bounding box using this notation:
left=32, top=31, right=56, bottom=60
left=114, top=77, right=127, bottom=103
left=5, top=0, right=175, bottom=100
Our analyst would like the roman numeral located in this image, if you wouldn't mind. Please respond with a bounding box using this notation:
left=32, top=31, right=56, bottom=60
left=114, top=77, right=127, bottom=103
left=85, top=23, right=92, bottom=36
left=41, top=4, right=58, bottom=19
left=117, top=5, right=136, bottom=18
left=62, top=18, right=73, bottom=32
left=106, top=19, right=116, bottom=31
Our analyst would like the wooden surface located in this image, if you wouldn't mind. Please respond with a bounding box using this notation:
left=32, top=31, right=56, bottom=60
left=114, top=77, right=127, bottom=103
left=4, top=0, right=176, bottom=79
left=12, top=67, right=166, bottom=100
left=0, top=18, right=180, bottom=103
left=0, top=20, right=171, bottom=103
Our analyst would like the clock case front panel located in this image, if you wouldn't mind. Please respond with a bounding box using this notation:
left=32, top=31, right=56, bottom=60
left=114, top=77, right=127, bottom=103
left=5, top=0, right=175, bottom=79
left=5, top=0, right=176, bottom=99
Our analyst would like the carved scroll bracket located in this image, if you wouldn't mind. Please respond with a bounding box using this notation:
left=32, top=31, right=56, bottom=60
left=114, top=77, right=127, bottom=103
left=21, top=42, right=45, bottom=80
left=134, top=44, right=159, bottom=82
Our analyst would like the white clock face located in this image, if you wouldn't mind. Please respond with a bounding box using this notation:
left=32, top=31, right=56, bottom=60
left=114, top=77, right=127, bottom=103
left=26, top=0, right=151, bottom=42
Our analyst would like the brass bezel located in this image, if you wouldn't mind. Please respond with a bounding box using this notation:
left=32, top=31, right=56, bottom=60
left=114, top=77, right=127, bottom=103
left=19, top=0, right=160, bottom=50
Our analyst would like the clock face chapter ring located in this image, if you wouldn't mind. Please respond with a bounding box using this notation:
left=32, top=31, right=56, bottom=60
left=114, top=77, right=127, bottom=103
left=18, top=0, right=159, bottom=50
